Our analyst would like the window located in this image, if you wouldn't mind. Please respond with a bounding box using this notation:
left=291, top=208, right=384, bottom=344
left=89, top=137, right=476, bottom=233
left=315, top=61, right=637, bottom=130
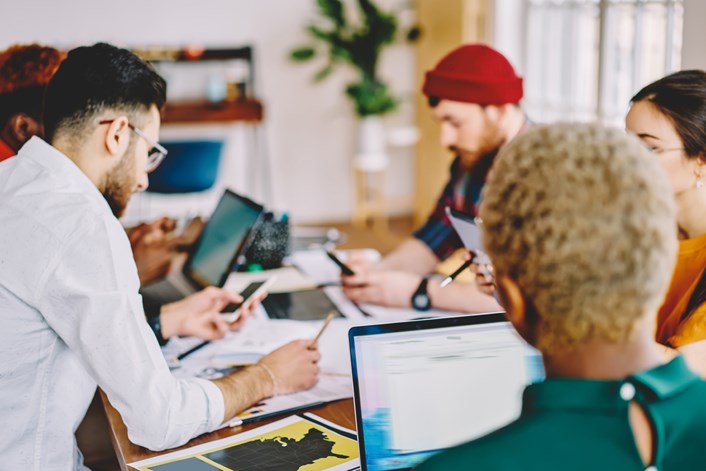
left=523, top=0, right=684, bottom=126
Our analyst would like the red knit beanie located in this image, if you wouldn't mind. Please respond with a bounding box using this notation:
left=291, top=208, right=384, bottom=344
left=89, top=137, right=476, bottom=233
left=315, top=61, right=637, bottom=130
left=422, top=44, right=523, bottom=105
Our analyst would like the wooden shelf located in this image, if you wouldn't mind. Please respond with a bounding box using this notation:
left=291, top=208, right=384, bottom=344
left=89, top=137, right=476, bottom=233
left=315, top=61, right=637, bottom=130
left=161, top=98, right=263, bottom=124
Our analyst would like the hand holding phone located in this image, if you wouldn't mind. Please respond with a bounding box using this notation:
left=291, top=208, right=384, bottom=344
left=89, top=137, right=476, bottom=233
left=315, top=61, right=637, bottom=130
left=221, top=277, right=276, bottom=322
left=325, top=250, right=356, bottom=276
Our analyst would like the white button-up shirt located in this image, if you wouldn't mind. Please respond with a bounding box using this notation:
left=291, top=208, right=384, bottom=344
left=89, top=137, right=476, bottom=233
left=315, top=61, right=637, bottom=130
left=0, top=137, right=224, bottom=470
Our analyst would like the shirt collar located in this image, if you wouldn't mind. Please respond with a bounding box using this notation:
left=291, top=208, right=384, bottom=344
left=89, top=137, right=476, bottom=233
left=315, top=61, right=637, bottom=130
left=522, top=356, right=699, bottom=416
left=18, top=136, right=111, bottom=212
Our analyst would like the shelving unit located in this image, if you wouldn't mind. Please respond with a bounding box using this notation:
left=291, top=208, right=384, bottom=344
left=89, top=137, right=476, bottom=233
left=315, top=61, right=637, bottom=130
left=132, top=46, right=263, bottom=124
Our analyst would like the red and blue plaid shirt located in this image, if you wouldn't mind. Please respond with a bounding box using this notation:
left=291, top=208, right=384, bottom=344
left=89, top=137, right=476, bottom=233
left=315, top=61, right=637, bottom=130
left=414, top=155, right=489, bottom=260
left=414, top=120, right=530, bottom=260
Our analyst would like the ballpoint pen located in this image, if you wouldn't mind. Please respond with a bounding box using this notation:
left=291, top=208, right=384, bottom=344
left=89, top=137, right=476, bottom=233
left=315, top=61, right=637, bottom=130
left=440, top=252, right=493, bottom=288
left=439, top=259, right=473, bottom=288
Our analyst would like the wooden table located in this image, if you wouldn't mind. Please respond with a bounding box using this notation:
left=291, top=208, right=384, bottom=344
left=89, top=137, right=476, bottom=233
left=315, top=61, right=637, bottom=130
left=100, top=391, right=357, bottom=471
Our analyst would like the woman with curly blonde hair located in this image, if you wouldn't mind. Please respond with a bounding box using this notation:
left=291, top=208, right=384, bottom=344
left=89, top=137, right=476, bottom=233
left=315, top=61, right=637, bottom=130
left=418, top=122, right=706, bottom=471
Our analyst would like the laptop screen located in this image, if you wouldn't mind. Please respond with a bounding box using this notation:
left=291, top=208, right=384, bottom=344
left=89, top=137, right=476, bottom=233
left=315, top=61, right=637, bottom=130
left=349, top=314, right=544, bottom=471
left=185, top=190, right=263, bottom=287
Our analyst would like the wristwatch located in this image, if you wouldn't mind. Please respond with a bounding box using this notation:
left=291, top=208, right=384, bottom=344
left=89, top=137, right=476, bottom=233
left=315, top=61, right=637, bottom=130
left=411, top=277, right=431, bottom=311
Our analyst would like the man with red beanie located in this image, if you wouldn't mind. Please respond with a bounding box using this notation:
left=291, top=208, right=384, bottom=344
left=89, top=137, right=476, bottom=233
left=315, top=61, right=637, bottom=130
left=342, top=44, right=527, bottom=313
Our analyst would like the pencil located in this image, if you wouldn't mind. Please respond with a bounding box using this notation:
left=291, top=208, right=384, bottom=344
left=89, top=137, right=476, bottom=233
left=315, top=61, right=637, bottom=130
left=308, top=312, right=335, bottom=349
left=440, top=259, right=473, bottom=288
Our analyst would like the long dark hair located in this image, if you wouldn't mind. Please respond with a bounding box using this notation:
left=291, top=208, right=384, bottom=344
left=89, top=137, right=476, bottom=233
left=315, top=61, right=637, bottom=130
left=633, top=70, right=706, bottom=323
left=631, top=70, right=706, bottom=161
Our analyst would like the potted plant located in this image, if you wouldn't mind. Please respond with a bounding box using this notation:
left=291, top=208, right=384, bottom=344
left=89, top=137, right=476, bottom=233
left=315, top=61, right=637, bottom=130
left=290, top=0, right=420, bottom=170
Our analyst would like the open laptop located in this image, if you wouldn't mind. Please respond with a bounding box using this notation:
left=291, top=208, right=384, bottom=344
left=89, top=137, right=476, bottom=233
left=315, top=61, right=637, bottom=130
left=348, top=313, right=544, bottom=471
left=141, top=189, right=264, bottom=305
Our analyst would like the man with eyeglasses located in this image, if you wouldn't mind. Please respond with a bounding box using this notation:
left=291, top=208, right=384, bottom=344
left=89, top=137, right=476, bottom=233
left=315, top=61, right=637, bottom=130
left=0, top=43, right=320, bottom=470
left=0, top=43, right=221, bottom=344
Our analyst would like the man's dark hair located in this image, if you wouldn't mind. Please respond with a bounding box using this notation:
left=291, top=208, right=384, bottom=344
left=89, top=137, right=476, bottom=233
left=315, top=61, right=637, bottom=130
left=44, top=42, right=166, bottom=142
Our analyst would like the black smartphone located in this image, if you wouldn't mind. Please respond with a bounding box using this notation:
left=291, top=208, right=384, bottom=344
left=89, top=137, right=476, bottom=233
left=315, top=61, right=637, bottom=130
left=325, top=250, right=355, bottom=276
left=221, top=278, right=276, bottom=322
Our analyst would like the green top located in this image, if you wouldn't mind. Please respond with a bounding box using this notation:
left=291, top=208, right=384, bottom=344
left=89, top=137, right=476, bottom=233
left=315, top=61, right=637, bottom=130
left=416, top=356, right=706, bottom=471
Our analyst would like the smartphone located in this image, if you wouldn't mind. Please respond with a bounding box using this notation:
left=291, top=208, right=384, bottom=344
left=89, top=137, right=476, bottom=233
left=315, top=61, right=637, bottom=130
left=221, top=277, right=276, bottom=323
left=325, top=250, right=355, bottom=276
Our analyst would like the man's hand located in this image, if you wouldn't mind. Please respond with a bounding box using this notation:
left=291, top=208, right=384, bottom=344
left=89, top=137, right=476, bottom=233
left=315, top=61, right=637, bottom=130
left=258, top=340, right=320, bottom=395
left=213, top=339, right=320, bottom=420
left=127, top=217, right=181, bottom=285
left=127, top=216, right=177, bottom=248
left=342, top=267, right=422, bottom=307
left=160, top=287, right=259, bottom=340
left=472, top=262, right=495, bottom=297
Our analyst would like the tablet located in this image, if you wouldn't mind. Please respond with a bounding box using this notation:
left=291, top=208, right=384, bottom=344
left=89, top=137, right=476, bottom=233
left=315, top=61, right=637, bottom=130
left=261, top=289, right=344, bottom=320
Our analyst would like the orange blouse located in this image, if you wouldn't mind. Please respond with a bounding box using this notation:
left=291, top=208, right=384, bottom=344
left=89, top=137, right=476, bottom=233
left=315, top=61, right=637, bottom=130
left=657, top=231, right=706, bottom=347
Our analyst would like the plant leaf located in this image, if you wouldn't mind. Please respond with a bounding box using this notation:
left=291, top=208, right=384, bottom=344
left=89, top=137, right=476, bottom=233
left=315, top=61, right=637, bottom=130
left=290, top=47, right=316, bottom=61
left=314, top=64, right=334, bottom=81
left=316, top=0, right=346, bottom=28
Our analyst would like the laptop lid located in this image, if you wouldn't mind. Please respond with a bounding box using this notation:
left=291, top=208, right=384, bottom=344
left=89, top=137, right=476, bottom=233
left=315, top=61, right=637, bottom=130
left=183, top=189, right=264, bottom=289
left=348, top=313, right=544, bottom=471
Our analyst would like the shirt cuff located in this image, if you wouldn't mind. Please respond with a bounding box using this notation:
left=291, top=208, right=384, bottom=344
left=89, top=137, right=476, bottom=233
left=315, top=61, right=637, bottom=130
left=198, top=378, right=226, bottom=431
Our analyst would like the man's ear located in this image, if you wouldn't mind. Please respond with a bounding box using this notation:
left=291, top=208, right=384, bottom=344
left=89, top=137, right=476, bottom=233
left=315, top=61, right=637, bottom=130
left=103, top=116, right=130, bottom=160
left=486, top=103, right=515, bottom=124
left=8, top=114, right=43, bottom=147
left=497, top=274, right=537, bottom=346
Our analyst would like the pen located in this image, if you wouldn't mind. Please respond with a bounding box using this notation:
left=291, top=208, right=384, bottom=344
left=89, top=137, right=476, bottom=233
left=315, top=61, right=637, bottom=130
left=440, top=259, right=473, bottom=288
left=325, top=250, right=356, bottom=276
left=177, top=340, right=210, bottom=360
left=308, top=312, right=335, bottom=350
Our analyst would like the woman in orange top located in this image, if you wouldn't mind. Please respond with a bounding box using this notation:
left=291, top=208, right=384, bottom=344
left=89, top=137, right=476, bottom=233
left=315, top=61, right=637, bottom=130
left=626, top=70, right=706, bottom=375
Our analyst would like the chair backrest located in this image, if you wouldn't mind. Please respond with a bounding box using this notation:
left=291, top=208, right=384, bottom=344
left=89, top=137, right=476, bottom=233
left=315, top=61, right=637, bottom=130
left=147, top=140, right=224, bottom=194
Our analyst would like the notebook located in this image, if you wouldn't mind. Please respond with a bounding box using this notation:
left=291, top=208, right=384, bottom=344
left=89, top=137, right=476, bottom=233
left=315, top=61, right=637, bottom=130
left=348, top=313, right=544, bottom=471
left=141, top=189, right=264, bottom=305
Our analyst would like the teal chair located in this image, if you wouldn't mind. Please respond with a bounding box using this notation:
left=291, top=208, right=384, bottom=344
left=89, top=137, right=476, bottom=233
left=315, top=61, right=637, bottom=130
left=146, top=140, right=224, bottom=194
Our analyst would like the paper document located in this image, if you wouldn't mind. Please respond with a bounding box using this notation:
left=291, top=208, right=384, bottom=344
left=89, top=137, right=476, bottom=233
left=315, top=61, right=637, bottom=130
left=288, top=248, right=381, bottom=284
left=163, top=318, right=354, bottom=423
left=445, top=207, right=491, bottom=265
left=129, top=414, right=359, bottom=471
left=224, top=266, right=318, bottom=294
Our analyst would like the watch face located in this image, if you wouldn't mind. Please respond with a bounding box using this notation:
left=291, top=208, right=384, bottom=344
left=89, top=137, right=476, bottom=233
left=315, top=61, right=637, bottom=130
left=414, top=293, right=430, bottom=310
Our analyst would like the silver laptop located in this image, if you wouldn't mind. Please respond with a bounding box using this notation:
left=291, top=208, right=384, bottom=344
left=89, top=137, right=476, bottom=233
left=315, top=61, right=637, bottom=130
left=141, top=189, right=264, bottom=305
left=348, top=313, right=544, bottom=471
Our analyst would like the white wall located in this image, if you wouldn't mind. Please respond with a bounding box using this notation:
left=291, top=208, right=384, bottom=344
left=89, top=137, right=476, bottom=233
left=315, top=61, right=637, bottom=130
left=0, top=0, right=416, bottom=224
left=682, top=0, right=706, bottom=70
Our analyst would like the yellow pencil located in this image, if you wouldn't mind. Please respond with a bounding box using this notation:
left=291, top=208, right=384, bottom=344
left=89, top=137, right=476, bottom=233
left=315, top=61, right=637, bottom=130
left=308, top=312, right=335, bottom=350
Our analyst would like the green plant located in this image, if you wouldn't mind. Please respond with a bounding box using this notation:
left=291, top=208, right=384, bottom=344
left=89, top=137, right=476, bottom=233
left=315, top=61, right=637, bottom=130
left=290, top=0, right=419, bottom=117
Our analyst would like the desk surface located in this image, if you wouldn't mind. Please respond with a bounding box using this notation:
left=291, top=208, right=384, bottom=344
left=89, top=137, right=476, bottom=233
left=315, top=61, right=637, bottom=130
left=101, top=391, right=356, bottom=471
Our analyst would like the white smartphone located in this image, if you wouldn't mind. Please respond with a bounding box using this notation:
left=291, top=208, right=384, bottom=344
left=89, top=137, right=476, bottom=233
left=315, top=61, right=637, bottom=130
left=221, top=277, right=277, bottom=323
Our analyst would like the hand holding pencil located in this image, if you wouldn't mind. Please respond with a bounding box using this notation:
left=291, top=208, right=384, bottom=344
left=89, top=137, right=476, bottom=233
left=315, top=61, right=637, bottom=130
left=308, top=312, right=335, bottom=350
left=257, top=338, right=321, bottom=396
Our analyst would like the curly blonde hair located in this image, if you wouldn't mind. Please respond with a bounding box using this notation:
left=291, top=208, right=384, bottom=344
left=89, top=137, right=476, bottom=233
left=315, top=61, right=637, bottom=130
left=480, top=123, right=677, bottom=353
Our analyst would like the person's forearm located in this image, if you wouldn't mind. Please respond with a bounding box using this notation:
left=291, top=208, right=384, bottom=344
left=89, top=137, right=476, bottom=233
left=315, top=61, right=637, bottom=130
left=212, top=364, right=274, bottom=421
left=427, top=279, right=502, bottom=313
left=379, top=238, right=439, bottom=275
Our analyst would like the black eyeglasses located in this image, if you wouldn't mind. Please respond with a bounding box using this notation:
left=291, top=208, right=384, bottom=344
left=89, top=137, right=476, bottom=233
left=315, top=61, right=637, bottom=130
left=99, top=119, right=168, bottom=173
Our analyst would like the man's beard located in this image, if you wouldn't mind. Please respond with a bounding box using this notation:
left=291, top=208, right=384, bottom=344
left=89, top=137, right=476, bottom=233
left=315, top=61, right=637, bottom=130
left=102, top=149, right=137, bottom=218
